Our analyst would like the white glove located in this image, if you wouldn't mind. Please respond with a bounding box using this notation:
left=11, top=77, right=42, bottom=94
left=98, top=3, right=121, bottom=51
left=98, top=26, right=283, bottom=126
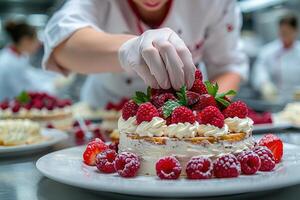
left=118, top=28, right=196, bottom=90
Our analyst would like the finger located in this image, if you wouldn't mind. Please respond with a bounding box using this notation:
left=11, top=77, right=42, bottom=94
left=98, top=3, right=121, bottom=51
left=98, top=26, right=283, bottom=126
left=153, top=39, right=184, bottom=90
left=169, top=33, right=196, bottom=89
left=132, top=61, right=160, bottom=89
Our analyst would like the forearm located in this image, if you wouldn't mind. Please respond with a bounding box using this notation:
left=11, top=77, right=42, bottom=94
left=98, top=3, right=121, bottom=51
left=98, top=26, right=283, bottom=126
left=212, top=72, right=241, bottom=93
left=53, top=27, right=136, bottom=74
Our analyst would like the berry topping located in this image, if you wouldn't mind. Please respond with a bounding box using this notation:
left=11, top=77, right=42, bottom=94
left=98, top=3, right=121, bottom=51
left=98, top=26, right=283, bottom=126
left=186, top=91, right=200, bottom=106
left=186, top=156, right=213, bottom=179
left=156, top=156, right=182, bottom=180
left=151, top=93, right=176, bottom=108
left=122, top=100, right=139, bottom=120
left=253, top=146, right=276, bottom=172
left=258, top=134, right=283, bottom=163
left=197, top=106, right=224, bottom=128
left=136, top=102, right=159, bottom=124
left=0, top=101, right=9, bottom=110
left=171, top=106, right=196, bottom=124
left=96, top=149, right=117, bottom=173
left=12, top=102, right=21, bottom=113
left=75, top=129, right=85, bottom=140
left=114, top=152, right=140, bottom=178
left=83, top=138, right=108, bottom=166
left=109, top=141, right=119, bottom=152
left=192, top=94, right=217, bottom=112
left=195, top=69, right=203, bottom=80
left=46, top=123, right=54, bottom=129
left=213, top=154, right=240, bottom=178
left=190, top=79, right=208, bottom=95
left=223, top=101, right=248, bottom=119
left=237, top=150, right=261, bottom=175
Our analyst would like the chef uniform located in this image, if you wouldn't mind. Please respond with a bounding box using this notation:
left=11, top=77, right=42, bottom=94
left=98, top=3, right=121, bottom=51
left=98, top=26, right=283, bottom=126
left=252, top=40, right=300, bottom=102
left=43, top=0, right=248, bottom=107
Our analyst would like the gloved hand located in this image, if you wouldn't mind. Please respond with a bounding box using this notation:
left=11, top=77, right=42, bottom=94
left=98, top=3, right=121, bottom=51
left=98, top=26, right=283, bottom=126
left=118, top=28, right=196, bottom=90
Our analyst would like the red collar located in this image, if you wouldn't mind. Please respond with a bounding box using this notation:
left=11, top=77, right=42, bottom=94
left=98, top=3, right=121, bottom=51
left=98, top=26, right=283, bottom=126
left=127, top=0, right=173, bottom=32
left=9, top=45, right=22, bottom=56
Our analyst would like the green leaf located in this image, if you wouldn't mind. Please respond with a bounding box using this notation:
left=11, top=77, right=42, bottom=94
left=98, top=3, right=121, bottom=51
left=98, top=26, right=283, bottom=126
left=16, top=91, right=31, bottom=104
left=146, top=87, right=151, bottom=99
left=216, top=97, right=230, bottom=107
left=216, top=90, right=237, bottom=99
left=162, top=100, right=181, bottom=118
left=132, top=90, right=151, bottom=105
left=204, top=81, right=218, bottom=97
left=176, top=86, right=188, bottom=106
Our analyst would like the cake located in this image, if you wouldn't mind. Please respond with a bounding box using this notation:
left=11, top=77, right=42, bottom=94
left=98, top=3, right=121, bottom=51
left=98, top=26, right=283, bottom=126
left=0, top=119, right=44, bottom=146
left=0, top=91, right=73, bottom=130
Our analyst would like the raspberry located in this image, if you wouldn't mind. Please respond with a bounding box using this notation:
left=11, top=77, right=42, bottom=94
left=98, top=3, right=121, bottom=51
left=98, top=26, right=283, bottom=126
left=186, top=156, right=213, bottom=179
left=150, top=88, right=175, bottom=97
left=258, top=134, right=283, bottom=163
left=192, top=94, right=217, bottom=112
left=96, top=149, right=117, bottom=173
left=75, top=129, right=85, bottom=140
left=195, top=69, right=203, bottom=80
left=171, top=106, right=196, bottom=124
left=122, top=100, right=139, bottom=120
left=253, top=146, right=276, bottom=171
left=33, top=99, right=43, bottom=110
left=83, top=138, right=108, bottom=166
left=213, top=154, right=240, bottom=178
left=0, top=101, right=9, bottom=110
left=223, top=101, right=248, bottom=119
left=151, top=93, right=176, bottom=108
left=186, top=91, right=200, bottom=106
left=46, top=123, right=54, bottom=129
left=237, top=150, right=261, bottom=175
left=197, top=106, right=224, bottom=128
left=114, top=152, right=140, bottom=178
left=156, top=156, right=182, bottom=180
left=190, top=79, right=207, bottom=95
left=136, top=102, right=159, bottom=124
left=109, top=141, right=119, bottom=152
left=115, top=97, right=129, bottom=111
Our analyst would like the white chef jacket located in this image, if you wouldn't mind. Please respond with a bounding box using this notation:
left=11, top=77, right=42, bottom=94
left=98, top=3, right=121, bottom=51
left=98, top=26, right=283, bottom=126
left=0, top=46, right=58, bottom=101
left=43, top=0, right=248, bottom=107
left=252, top=40, right=300, bottom=101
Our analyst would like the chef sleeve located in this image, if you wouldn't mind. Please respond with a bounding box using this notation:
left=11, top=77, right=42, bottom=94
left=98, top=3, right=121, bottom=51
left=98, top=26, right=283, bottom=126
left=202, top=0, right=249, bottom=81
left=42, top=0, right=107, bottom=73
left=251, top=51, right=271, bottom=90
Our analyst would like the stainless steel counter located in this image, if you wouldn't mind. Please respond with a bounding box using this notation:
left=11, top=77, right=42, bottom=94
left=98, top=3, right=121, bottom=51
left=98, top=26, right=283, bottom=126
left=1, top=132, right=300, bottom=200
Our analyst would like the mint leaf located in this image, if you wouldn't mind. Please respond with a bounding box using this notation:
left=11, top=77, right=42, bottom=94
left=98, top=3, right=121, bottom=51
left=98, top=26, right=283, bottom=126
left=16, top=91, right=31, bottom=104
left=216, top=90, right=237, bottom=99
left=204, top=81, right=218, bottom=97
left=176, top=86, right=188, bottom=106
left=216, top=97, right=230, bottom=107
left=132, top=90, right=151, bottom=104
left=163, top=100, right=181, bottom=118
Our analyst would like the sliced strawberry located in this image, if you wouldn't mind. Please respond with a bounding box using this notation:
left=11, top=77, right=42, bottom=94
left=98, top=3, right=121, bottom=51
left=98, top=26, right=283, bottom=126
left=258, top=134, right=283, bottom=163
left=83, top=138, right=108, bottom=166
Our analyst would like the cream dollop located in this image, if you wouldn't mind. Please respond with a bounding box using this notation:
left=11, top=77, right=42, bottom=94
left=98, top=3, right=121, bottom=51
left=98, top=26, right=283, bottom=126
left=118, top=116, right=137, bottom=134
left=136, top=117, right=167, bottom=137
left=166, top=122, right=198, bottom=139
left=198, top=124, right=229, bottom=137
left=224, top=117, right=253, bottom=135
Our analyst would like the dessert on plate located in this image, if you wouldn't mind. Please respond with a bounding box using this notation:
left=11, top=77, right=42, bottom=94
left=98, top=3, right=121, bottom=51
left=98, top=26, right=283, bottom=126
left=0, top=91, right=73, bottom=131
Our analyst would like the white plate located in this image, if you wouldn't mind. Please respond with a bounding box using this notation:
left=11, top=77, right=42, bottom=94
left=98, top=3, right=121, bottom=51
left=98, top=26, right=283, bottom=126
left=37, top=143, right=300, bottom=197
left=0, top=129, right=68, bottom=156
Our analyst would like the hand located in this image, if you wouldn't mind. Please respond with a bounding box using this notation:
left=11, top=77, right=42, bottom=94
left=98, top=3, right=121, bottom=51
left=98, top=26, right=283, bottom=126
left=118, top=28, right=196, bottom=90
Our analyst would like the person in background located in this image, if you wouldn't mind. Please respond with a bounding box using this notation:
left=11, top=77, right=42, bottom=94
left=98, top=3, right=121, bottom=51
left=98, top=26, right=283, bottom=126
left=252, top=14, right=300, bottom=102
left=43, top=0, right=248, bottom=107
left=0, top=21, right=60, bottom=101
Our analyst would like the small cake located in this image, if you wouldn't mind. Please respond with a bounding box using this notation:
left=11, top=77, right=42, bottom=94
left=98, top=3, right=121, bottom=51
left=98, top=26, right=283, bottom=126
left=0, top=119, right=44, bottom=146
left=0, top=91, right=73, bottom=130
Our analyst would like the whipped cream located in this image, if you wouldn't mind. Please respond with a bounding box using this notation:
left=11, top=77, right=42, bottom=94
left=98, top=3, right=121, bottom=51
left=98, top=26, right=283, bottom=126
left=198, top=124, right=229, bottom=137
left=224, top=117, right=253, bottom=135
left=118, top=116, right=137, bottom=134
left=136, top=117, right=167, bottom=137
left=166, top=122, right=198, bottom=139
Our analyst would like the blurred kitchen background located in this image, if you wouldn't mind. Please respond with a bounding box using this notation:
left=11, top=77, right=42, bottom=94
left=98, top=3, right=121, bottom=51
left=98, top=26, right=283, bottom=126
left=0, top=0, right=299, bottom=112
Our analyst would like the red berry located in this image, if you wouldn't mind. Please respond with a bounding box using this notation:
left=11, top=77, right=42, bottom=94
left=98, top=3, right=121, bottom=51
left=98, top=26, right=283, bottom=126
left=23, top=103, right=33, bottom=110
left=109, top=141, right=119, bottom=152
left=186, top=91, right=200, bottom=106
left=75, top=129, right=85, bottom=140
left=223, top=101, right=248, bottom=119
left=83, top=138, right=108, bottom=166
left=171, top=106, right=196, bottom=124
left=253, top=146, right=276, bottom=172
left=136, top=102, right=159, bottom=124
left=0, top=101, right=9, bottom=110
left=186, top=156, right=213, bottom=179
left=156, top=156, right=182, bottom=180
left=237, top=150, right=261, bottom=175
left=105, top=102, right=115, bottom=110
left=151, top=93, right=176, bottom=108
left=150, top=88, right=175, bottom=97
left=114, top=152, right=140, bottom=178
left=93, top=128, right=105, bottom=141
left=195, top=69, right=203, bottom=80
left=258, top=134, right=283, bottom=163
left=192, top=94, right=217, bottom=112
left=213, top=154, right=240, bottom=178
left=96, top=149, right=117, bottom=173
left=46, top=123, right=54, bottom=129
left=190, top=79, right=207, bottom=95
left=122, top=100, right=139, bottom=120
left=198, top=106, right=224, bottom=128
left=12, top=103, right=21, bottom=113
left=115, top=98, right=129, bottom=111
left=33, top=99, right=43, bottom=110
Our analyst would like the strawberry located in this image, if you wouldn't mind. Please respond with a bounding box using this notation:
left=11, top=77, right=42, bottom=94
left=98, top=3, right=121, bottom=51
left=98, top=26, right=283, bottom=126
left=258, top=134, right=283, bottom=163
left=190, top=79, right=207, bottom=95
left=136, top=102, right=159, bottom=124
left=192, top=94, right=217, bottom=112
left=186, top=91, right=200, bottom=106
left=195, top=69, right=203, bottom=80
left=197, top=106, right=224, bottom=128
left=151, top=93, right=176, bottom=108
left=171, top=106, right=196, bottom=124
left=122, top=100, right=139, bottom=120
left=83, top=138, right=108, bottom=166
left=223, top=101, right=248, bottom=119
